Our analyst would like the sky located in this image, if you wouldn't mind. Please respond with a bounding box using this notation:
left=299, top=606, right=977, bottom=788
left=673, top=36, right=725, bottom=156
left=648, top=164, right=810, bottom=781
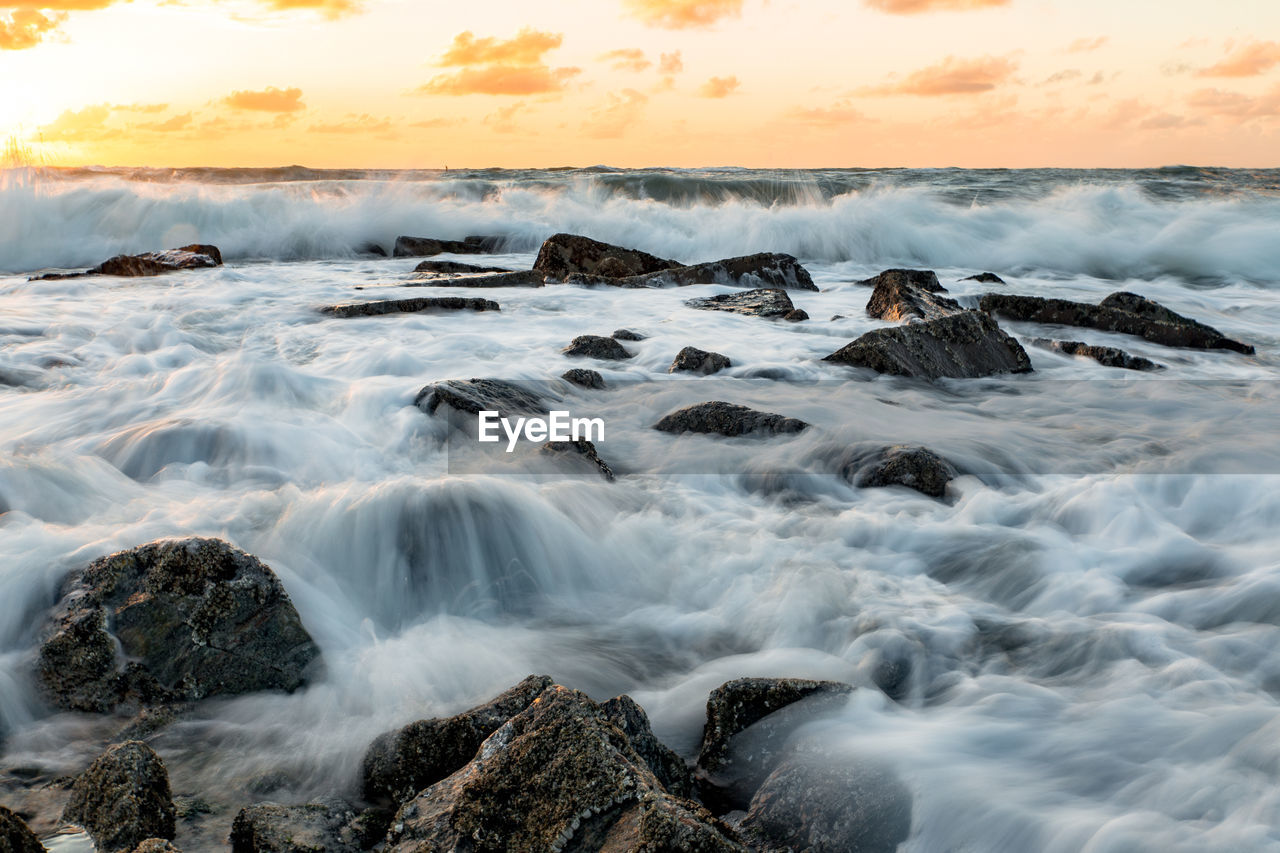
left=1, top=0, right=1278, bottom=168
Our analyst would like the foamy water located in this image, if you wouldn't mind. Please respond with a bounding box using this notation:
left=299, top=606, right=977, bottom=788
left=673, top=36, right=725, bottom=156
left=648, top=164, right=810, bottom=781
left=2, top=166, right=1280, bottom=851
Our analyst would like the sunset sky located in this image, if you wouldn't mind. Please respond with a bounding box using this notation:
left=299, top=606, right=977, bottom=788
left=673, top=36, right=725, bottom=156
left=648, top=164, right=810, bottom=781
left=2, top=0, right=1278, bottom=168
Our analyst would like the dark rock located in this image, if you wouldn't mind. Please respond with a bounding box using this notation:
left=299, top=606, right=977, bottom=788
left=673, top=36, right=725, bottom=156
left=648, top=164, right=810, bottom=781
left=669, top=347, right=731, bottom=375
left=979, top=292, right=1254, bottom=354
left=358, top=242, right=387, bottom=257
left=739, top=757, right=913, bottom=853
left=230, top=801, right=368, bottom=853
left=562, top=335, right=634, bottom=360
left=866, top=274, right=962, bottom=323
left=37, top=539, right=321, bottom=713
left=412, top=260, right=512, bottom=275
left=696, top=678, right=854, bottom=813
left=852, top=445, right=957, bottom=498
left=63, top=741, right=176, bottom=853
left=597, top=253, right=817, bottom=292
left=404, top=270, right=545, bottom=288
left=783, top=309, right=809, bottom=322
left=414, top=379, right=546, bottom=419
left=561, top=369, right=605, bottom=390
left=0, top=806, right=43, bottom=853
left=963, top=272, right=1005, bottom=284
left=824, top=311, right=1034, bottom=379
left=601, top=695, right=693, bottom=799
left=393, top=236, right=488, bottom=258
left=384, top=685, right=745, bottom=853
left=30, top=245, right=223, bottom=281
left=654, top=402, right=809, bottom=437
left=857, top=269, right=944, bottom=292
left=1030, top=339, right=1163, bottom=372
left=319, top=297, right=499, bottom=317
left=532, top=233, right=682, bottom=279
left=362, top=675, right=553, bottom=806
left=541, top=440, right=615, bottom=482
left=129, top=841, right=179, bottom=853
left=611, top=329, right=645, bottom=341
left=685, top=288, right=797, bottom=319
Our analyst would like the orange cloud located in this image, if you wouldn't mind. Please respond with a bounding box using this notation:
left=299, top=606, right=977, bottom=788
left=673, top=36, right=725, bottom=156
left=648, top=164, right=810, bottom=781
left=698, top=75, right=740, bottom=97
left=582, top=89, right=648, bottom=138
left=0, top=9, right=62, bottom=50
left=484, top=102, right=527, bottom=134
left=1066, top=36, right=1107, bottom=53
left=35, top=103, right=115, bottom=140
left=223, top=86, right=306, bottom=112
left=863, top=0, right=1009, bottom=13
left=310, top=114, right=394, bottom=133
left=865, top=56, right=1018, bottom=95
left=1196, top=41, right=1280, bottom=78
left=786, top=104, right=869, bottom=127
left=599, top=48, right=651, bottom=72
left=255, top=0, right=361, bottom=16
left=419, top=65, right=581, bottom=96
left=439, top=28, right=562, bottom=66
left=623, top=0, right=743, bottom=29
left=659, top=51, right=683, bottom=74
left=139, top=113, right=193, bottom=132
left=1188, top=86, right=1280, bottom=119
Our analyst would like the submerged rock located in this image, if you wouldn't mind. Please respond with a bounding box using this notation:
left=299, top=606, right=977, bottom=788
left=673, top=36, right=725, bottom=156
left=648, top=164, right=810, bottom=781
left=319, top=296, right=499, bottom=317
left=412, top=260, right=513, bottom=275
left=654, top=402, right=809, bottom=437
left=533, top=233, right=682, bottom=279
left=685, top=288, right=797, bottom=319
left=405, top=270, right=545, bottom=288
left=857, top=269, right=944, bottom=292
left=63, top=741, right=176, bottom=853
left=979, top=291, right=1254, bottom=354
left=824, top=311, right=1033, bottom=379
left=393, top=236, right=489, bottom=257
left=362, top=675, right=553, bottom=806
left=696, top=678, right=854, bottom=813
left=602, top=695, right=694, bottom=799
left=1030, top=338, right=1163, bottom=372
left=740, top=757, right=913, bottom=853
left=851, top=445, right=957, bottom=498
left=561, top=368, right=605, bottom=389
left=0, top=806, right=43, bottom=853
left=30, top=245, right=223, bottom=280
left=669, top=346, right=732, bottom=375
left=384, top=685, right=745, bottom=853
left=562, top=335, right=634, bottom=360
left=414, top=379, right=546, bottom=419
left=230, top=801, right=370, bottom=853
left=37, top=538, right=321, bottom=713
left=866, top=273, right=962, bottom=323
left=611, top=329, right=646, bottom=341
left=541, top=439, right=616, bottom=482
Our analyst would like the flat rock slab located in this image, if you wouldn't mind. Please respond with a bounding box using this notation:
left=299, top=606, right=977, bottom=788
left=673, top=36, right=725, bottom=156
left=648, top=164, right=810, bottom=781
left=824, top=311, right=1034, bottom=379
left=670, top=346, right=732, bottom=375
left=857, top=269, right=944, bottom=292
left=568, top=253, right=818, bottom=292
left=413, top=260, right=513, bottom=275
left=563, top=335, right=634, bottom=360
left=320, top=297, right=499, bottom=317
left=654, top=401, right=809, bottom=437
left=685, top=288, right=797, bottom=319
left=393, top=236, right=492, bottom=257
left=533, top=232, right=682, bottom=278
left=404, top=270, right=545, bottom=288
left=980, top=291, right=1254, bottom=354
left=1030, top=338, right=1163, bottom=372
left=30, top=244, right=223, bottom=281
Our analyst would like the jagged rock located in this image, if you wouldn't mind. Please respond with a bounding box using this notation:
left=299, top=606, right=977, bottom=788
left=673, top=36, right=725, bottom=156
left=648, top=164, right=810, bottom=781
left=405, top=270, right=545, bottom=288
left=561, top=369, right=605, bottom=390
left=824, top=311, right=1033, bottom=379
left=857, top=269, right=944, bottom=292
left=0, top=806, right=43, bottom=853
left=696, top=678, right=854, bottom=813
left=532, top=233, right=682, bottom=279
left=63, top=742, right=176, bottom=853
left=963, top=272, right=1005, bottom=284
left=384, top=686, right=745, bottom=853
left=319, top=296, right=499, bottom=317
left=230, top=801, right=370, bottom=853
left=866, top=274, right=962, bottom=323
left=363, top=675, right=553, bottom=806
left=1030, top=339, right=1163, bottom=371
left=685, top=289, right=797, bottom=319
left=851, top=445, right=956, bottom=498
left=739, top=757, right=913, bottom=853
left=541, top=440, right=615, bottom=482
left=582, top=253, right=817, bottom=291
left=602, top=695, right=693, bottom=799
left=979, top=291, right=1254, bottom=354
left=669, top=347, right=731, bottom=375
left=414, top=379, right=546, bottom=419
left=412, top=260, right=513, bottom=275
left=611, top=329, right=645, bottom=341
left=393, top=236, right=488, bottom=257
left=654, top=402, right=808, bottom=437
left=562, top=335, right=634, bottom=360
left=30, top=245, right=223, bottom=281
left=36, top=539, right=321, bottom=713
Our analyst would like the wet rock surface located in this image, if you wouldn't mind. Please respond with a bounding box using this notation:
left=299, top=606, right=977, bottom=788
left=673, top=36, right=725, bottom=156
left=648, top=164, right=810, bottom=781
left=824, top=310, right=1034, bottom=379
left=319, top=296, right=499, bottom=317
left=541, top=440, right=616, bottom=482
left=669, top=346, right=732, bottom=375
left=31, top=245, right=223, bottom=280
left=963, top=272, right=1005, bottom=284
left=0, top=806, right=43, bottom=853
left=611, top=329, right=646, bottom=341
left=857, top=268, right=944, bottom=292
left=414, top=378, right=547, bottom=418
left=63, top=741, right=176, bottom=853
left=685, top=289, right=797, bottom=319
left=601, top=695, right=694, bottom=799
left=404, top=270, right=546, bottom=288
left=654, top=402, right=809, bottom=437
left=129, top=840, right=180, bottom=853
left=1030, top=338, right=1163, bottom=371
left=866, top=272, right=963, bottom=323
left=412, top=260, right=513, bottom=275
left=561, top=368, right=605, bottom=389
left=562, top=335, right=634, bottom=360
left=230, top=800, right=370, bottom=853
left=850, top=445, right=957, bottom=498
left=533, top=233, right=682, bottom=279
left=578, top=253, right=818, bottom=292
left=393, top=236, right=490, bottom=257
left=37, top=539, right=321, bottom=713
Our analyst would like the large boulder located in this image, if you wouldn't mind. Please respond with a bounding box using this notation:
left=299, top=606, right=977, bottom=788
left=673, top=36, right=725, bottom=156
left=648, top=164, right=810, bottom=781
left=362, top=675, right=553, bottom=806
left=669, top=347, right=731, bottom=375
left=980, top=291, right=1254, bottom=354
left=654, top=402, right=809, bottom=437
left=384, top=685, right=745, bottom=853
left=393, top=236, right=489, bottom=257
left=562, top=335, right=634, bottom=360
left=63, top=741, right=176, bottom=853
left=696, top=678, right=853, bottom=813
left=866, top=273, right=963, bottom=323
left=533, top=233, right=682, bottom=279
left=849, top=445, right=956, bottom=498
left=414, top=379, right=546, bottom=419
left=1030, top=338, right=1163, bottom=372
left=31, top=245, right=223, bottom=280
left=319, top=296, right=499, bottom=317
left=857, top=269, right=944, bottom=292
left=684, top=289, right=798, bottom=319
left=823, top=311, right=1034, bottom=379
left=739, top=756, right=913, bottom=853
left=37, top=538, right=321, bottom=713
left=0, top=806, right=43, bottom=853
left=230, top=801, right=370, bottom=853
left=601, top=695, right=694, bottom=799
